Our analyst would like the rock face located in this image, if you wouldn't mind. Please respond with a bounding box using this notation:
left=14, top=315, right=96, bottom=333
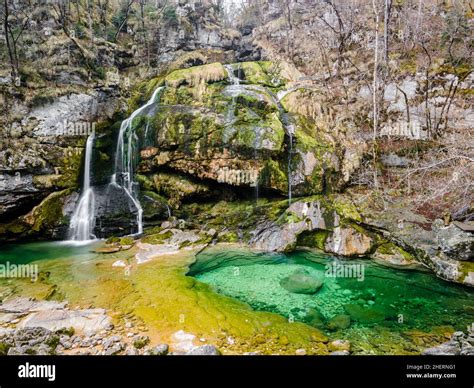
left=355, top=195, right=474, bottom=286
left=0, top=88, right=122, bottom=241
left=250, top=197, right=374, bottom=256
left=135, top=61, right=356, bottom=206
left=324, top=226, right=374, bottom=256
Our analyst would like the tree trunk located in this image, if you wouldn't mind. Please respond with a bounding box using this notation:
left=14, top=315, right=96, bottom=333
left=383, top=0, right=391, bottom=63
left=372, top=0, right=380, bottom=189
left=4, top=0, right=18, bottom=80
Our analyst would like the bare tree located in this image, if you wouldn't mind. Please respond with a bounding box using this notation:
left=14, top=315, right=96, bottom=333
left=3, top=0, right=29, bottom=83
left=383, top=0, right=392, bottom=62
left=372, top=0, right=380, bottom=188
left=114, top=0, right=136, bottom=42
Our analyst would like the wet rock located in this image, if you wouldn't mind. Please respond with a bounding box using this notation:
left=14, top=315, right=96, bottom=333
left=133, top=335, right=150, bottom=349
left=102, top=335, right=121, bottom=349
left=434, top=223, right=474, bottom=261
left=423, top=328, right=474, bottom=355
left=328, top=340, right=351, bottom=352
left=280, top=270, right=323, bottom=294
left=250, top=201, right=328, bottom=251
left=125, top=347, right=139, bottom=355
left=0, top=298, right=67, bottom=314
left=324, top=226, right=373, bottom=256
left=18, top=308, right=113, bottom=334
left=303, top=308, right=325, bottom=329
left=344, top=304, right=387, bottom=324
left=330, top=350, right=350, bottom=355
left=327, top=314, right=351, bottom=331
left=422, top=341, right=461, bottom=355
left=186, top=344, right=221, bottom=355
left=3, top=327, right=58, bottom=355
left=171, top=330, right=196, bottom=353
left=151, top=344, right=169, bottom=356
left=104, top=343, right=123, bottom=355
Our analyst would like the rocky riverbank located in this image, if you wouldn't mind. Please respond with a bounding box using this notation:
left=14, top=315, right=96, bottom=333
left=0, top=297, right=222, bottom=356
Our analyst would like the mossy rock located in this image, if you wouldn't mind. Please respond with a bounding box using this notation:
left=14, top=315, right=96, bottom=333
left=239, top=61, right=287, bottom=88
left=165, top=63, right=227, bottom=88
left=344, top=304, right=393, bottom=324
left=326, top=314, right=351, bottom=331
left=217, top=231, right=239, bottom=243
left=142, top=230, right=173, bottom=244
left=21, top=189, right=73, bottom=234
left=296, top=229, right=330, bottom=250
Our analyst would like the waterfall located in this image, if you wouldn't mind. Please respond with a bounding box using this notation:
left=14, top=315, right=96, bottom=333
left=111, top=86, right=164, bottom=235
left=287, top=124, right=295, bottom=205
left=253, top=127, right=261, bottom=206
left=224, top=64, right=240, bottom=85
left=69, top=132, right=96, bottom=241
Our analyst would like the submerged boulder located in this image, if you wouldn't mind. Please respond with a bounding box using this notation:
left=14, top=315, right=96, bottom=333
left=327, top=314, right=351, bottom=331
left=343, top=304, right=388, bottom=324
left=279, top=269, right=323, bottom=294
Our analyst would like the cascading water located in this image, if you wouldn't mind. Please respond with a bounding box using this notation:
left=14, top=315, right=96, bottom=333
left=287, top=125, right=294, bottom=205
left=225, top=64, right=261, bottom=204
left=110, top=86, right=164, bottom=235
left=224, top=64, right=241, bottom=85
left=68, top=132, right=96, bottom=241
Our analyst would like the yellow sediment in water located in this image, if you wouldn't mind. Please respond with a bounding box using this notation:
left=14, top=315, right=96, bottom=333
left=0, top=244, right=328, bottom=354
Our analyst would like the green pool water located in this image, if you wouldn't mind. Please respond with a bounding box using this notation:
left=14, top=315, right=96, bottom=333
left=1, top=242, right=473, bottom=354
left=190, top=248, right=474, bottom=353
left=0, top=241, right=99, bottom=265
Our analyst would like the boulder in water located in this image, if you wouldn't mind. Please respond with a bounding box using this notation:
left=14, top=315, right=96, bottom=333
left=343, top=304, right=387, bottom=324
left=327, top=314, right=351, bottom=331
left=279, top=270, right=323, bottom=294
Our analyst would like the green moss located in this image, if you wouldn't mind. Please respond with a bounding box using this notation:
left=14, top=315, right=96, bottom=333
left=148, top=172, right=210, bottom=208
left=133, top=337, right=150, bottom=349
left=239, top=61, right=286, bottom=88
left=120, top=237, right=134, bottom=246
left=45, top=335, right=60, bottom=349
left=136, top=174, right=155, bottom=191
left=332, top=197, right=362, bottom=222
left=128, top=77, right=164, bottom=112
left=0, top=342, right=11, bottom=355
left=29, top=189, right=73, bottom=233
left=217, top=231, right=239, bottom=243
left=259, top=159, right=288, bottom=193
left=54, top=327, right=74, bottom=338
left=56, top=147, right=84, bottom=189
left=296, top=230, right=330, bottom=250
left=142, top=230, right=173, bottom=244
left=165, top=63, right=227, bottom=88
left=459, top=261, right=474, bottom=285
